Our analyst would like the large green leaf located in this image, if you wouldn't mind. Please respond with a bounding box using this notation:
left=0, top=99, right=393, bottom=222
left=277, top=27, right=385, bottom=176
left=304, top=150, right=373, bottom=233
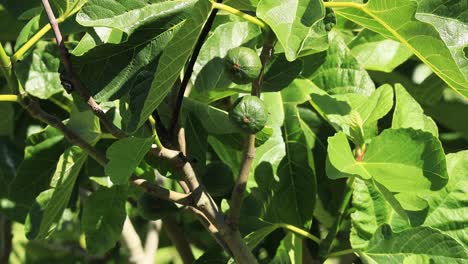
left=73, top=24, right=180, bottom=101
left=270, top=233, right=302, bottom=263
left=6, top=127, right=66, bottom=222
left=348, top=29, right=412, bottom=72
left=25, top=147, right=87, bottom=239
left=129, top=0, right=214, bottom=132
left=182, top=98, right=239, bottom=135
left=414, top=0, right=468, bottom=79
left=15, top=41, right=62, bottom=99
left=327, top=129, right=448, bottom=210
left=302, top=31, right=375, bottom=96
left=77, top=0, right=195, bottom=37
left=359, top=225, right=468, bottom=263
left=392, top=84, right=438, bottom=137
left=351, top=178, right=394, bottom=249
left=67, top=107, right=101, bottom=144
left=82, top=185, right=127, bottom=255
left=105, top=137, right=153, bottom=185
left=190, top=21, right=261, bottom=102
left=257, top=0, right=327, bottom=61
left=271, top=103, right=316, bottom=228
left=423, top=151, right=468, bottom=246
left=309, top=83, right=393, bottom=142
left=333, top=0, right=468, bottom=97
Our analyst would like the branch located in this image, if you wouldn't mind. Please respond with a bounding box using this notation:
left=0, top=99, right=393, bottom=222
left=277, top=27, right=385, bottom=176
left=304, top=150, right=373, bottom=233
left=21, top=97, right=108, bottom=165
left=169, top=2, right=220, bottom=135
left=130, top=176, right=194, bottom=206
left=144, top=220, right=162, bottom=264
left=121, top=217, right=147, bottom=264
left=41, top=0, right=127, bottom=139
left=163, top=216, right=195, bottom=264
left=228, top=31, right=277, bottom=227
left=21, top=98, right=190, bottom=208
left=153, top=138, right=257, bottom=262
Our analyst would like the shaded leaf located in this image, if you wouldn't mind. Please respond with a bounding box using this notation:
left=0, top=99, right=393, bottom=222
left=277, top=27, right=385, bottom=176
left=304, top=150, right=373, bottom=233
left=105, top=137, right=153, bottom=185
left=6, top=127, right=65, bottom=222
left=82, top=185, right=127, bottom=255
left=25, top=147, right=87, bottom=239
left=73, top=23, right=180, bottom=102
left=130, top=0, right=214, bottom=132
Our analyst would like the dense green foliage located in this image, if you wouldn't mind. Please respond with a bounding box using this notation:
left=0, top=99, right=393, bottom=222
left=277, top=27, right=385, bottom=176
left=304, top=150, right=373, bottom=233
left=0, top=0, right=467, bottom=263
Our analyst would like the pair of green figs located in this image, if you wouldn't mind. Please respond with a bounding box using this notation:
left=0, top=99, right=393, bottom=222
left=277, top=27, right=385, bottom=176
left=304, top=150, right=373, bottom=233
left=224, top=47, right=268, bottom=134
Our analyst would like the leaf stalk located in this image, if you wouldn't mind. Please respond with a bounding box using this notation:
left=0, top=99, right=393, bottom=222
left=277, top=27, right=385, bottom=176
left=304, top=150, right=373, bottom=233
left=211, top=1, right=267, bottom=29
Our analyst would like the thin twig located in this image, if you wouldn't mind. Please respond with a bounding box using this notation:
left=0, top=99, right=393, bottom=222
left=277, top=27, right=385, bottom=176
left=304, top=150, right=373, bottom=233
left=228, top=31, right=277, bottom=227
left=41, top=0, right=127, bottom=138
left=169, top=2, right=221, bottom=136
left=21, top=97, right=108, bottom=165
left=163, top=216, right=195, bottom=264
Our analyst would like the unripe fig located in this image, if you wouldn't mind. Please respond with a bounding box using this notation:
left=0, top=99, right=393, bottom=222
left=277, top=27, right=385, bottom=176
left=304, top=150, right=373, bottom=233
left=224, top=47, right=262, bottom=84
left=229, top=95, right=268, bottom=134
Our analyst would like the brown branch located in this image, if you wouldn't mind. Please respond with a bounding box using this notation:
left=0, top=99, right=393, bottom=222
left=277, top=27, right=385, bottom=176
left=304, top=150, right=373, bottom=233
left=144, top=220, right=162, bottom=264
left=22, top=97, right=191, bottom=209
left=21, top=97, right=108, bottom=165
left=163, top=216, right=195, bottom=264
left=228, top=30, right=277, bottom=228
left=41, top=0, right=127, bottom=139
left=121, top=217, right=147, bottom=264
left=130, top=176, right=194, bottom=206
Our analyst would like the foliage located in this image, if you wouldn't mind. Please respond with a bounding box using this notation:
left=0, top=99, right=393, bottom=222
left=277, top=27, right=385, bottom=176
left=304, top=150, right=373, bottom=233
left=0, top=0, right=467, bottom=263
